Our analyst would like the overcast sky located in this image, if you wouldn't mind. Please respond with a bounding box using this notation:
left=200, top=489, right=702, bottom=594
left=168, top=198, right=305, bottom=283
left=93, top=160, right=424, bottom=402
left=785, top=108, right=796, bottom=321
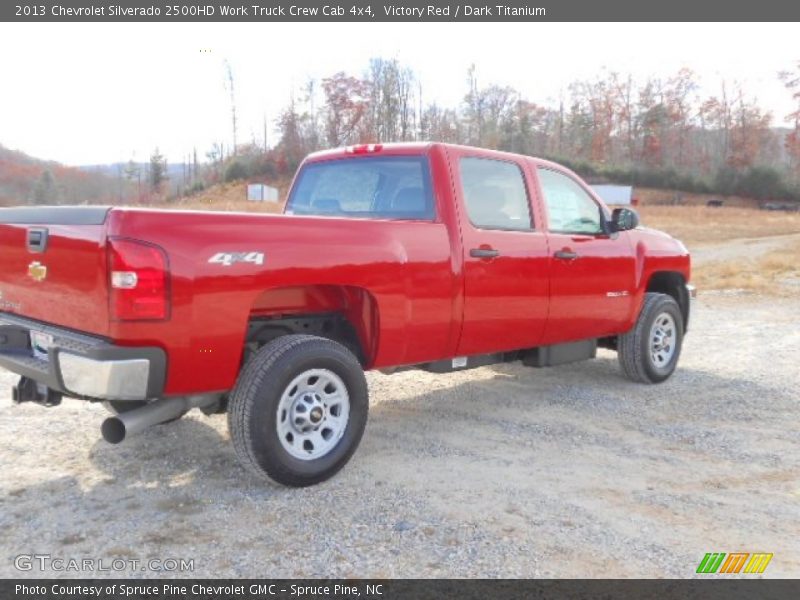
left=0, top=22, right=797, bottom=165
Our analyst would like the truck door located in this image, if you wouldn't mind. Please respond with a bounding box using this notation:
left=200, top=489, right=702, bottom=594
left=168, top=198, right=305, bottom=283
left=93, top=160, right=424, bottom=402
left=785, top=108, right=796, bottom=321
left=534, top=167, right=636, bottom=344
left=450, top=150, right=550, bottom=356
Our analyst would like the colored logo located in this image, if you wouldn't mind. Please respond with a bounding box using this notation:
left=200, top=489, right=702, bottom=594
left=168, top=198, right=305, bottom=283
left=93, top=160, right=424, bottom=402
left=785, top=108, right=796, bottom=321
left=696, top=552, right=773, bottom=574
left=27, top=261, right=47, bottom=282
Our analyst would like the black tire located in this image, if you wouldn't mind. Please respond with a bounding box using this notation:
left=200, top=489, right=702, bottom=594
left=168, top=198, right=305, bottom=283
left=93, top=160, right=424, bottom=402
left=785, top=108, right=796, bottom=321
left=103, top=400, right=186, bottom=423
left=228, top=334, right=368, bottom=487
left=618, top=292, right=684, bottom=384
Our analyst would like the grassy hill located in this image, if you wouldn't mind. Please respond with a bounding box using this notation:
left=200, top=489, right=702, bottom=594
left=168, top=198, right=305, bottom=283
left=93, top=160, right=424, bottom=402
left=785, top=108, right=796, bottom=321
left=0, top=144, right=121, bottom=206
left=143, top=180, right=289, bottom=213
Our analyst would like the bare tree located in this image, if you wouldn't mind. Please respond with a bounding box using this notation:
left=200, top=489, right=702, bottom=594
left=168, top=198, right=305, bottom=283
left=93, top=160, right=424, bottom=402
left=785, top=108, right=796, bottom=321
left=224, top=59, right=238, bottom=155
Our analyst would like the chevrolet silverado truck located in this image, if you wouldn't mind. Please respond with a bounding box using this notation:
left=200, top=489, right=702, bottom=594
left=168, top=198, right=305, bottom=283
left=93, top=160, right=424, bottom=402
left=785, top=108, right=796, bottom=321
left=0, top=143, right=694, bottom=486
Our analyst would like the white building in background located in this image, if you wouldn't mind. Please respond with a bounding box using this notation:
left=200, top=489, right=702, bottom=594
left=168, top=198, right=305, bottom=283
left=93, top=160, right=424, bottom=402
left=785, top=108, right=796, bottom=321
left=591, top=184, right=634, bottom=206
left=247, top=184, right=279, bottom=202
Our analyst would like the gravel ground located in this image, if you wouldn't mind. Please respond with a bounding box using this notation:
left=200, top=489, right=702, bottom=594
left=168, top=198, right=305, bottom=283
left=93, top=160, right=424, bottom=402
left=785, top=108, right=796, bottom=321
left=1, top=294, right=798, bottom=578
left=690, top=232, right=800, bottom=265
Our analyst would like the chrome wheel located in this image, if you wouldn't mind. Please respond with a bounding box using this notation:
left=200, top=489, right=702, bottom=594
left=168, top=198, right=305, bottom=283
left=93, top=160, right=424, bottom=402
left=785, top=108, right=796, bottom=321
left=649, top=312, right=676, bottom=368
left=276, top=369, right=350, bottom=460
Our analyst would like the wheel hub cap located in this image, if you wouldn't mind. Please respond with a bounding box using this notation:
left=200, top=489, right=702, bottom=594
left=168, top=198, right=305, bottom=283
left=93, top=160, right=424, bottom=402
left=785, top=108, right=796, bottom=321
left=649, top=312, right=677, bottom=368
left=276, top=369, right=350, bottom=460
left=290, top=393, right=326, bottom=432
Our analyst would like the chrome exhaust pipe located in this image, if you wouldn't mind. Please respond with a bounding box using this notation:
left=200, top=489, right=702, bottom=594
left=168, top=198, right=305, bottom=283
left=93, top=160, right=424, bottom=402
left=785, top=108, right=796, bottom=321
left=101, top=397, right=189, bottom=444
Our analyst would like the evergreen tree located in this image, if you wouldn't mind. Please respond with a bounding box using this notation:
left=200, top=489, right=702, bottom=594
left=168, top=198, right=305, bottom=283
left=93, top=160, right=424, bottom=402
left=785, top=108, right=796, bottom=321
left=149, top=148, right=166, bottom=193
left=33, top=169, right=59, bottom=205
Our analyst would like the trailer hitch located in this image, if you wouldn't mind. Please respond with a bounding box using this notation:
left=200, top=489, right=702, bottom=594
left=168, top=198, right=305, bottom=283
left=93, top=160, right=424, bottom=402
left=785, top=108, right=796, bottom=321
left=12, top=376, right=62, bottom=407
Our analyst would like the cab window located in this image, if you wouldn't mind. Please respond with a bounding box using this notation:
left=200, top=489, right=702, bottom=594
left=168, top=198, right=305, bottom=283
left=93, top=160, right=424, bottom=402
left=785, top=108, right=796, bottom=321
left=459, top=157, right=532, bottom=231
left=286, top=156, right=434, bottom=220
left=538, top=168, right=603, bottom=234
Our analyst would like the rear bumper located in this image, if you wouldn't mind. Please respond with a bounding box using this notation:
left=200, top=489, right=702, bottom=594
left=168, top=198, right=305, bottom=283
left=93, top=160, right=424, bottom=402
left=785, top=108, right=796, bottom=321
left=0, top=313, right=165, bottom=401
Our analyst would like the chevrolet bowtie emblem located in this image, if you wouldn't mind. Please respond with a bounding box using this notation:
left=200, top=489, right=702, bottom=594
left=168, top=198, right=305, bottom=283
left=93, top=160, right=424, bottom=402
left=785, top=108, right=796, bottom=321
left=28, top=261, right=47, bottom=282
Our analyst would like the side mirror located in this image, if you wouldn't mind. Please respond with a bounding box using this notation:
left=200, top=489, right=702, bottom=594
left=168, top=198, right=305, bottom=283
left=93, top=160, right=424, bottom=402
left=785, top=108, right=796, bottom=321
left=611, top=207, right=639, bottom=232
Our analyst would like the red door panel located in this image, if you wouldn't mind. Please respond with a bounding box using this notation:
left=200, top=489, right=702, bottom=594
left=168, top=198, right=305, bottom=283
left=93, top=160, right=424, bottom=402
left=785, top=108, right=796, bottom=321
left=533, top=166, right=636, bottom=344
left=543, top=232, right=635, bottom=343
left=449, top=149, right=550, bottom=356
left=459, top=231, right=550, bottom=355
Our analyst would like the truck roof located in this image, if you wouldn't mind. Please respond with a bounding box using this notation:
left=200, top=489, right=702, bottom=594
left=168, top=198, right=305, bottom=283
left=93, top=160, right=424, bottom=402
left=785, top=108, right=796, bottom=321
left=304, top=142, right=580, bottom=179
left=305, top=142, right=434, bottom=161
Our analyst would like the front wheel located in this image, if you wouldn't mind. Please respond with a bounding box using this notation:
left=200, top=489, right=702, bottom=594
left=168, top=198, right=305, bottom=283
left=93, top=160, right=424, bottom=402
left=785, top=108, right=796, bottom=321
left=618, top=292, right=684, bottom=384
left=228, top=334, right=368, bottom=487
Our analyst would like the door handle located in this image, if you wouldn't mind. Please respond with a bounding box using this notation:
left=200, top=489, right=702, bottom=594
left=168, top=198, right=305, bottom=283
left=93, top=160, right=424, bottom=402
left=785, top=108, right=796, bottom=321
left=27, top=227, right=48, bottom=253
left=470, top=248, right=500, bottom=259
left=554, top=250, right=579, bottom=260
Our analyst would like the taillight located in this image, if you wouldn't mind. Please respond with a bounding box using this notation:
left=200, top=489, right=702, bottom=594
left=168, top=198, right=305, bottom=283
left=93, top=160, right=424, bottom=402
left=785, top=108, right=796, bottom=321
left=108, top=238, right=169, bottom=321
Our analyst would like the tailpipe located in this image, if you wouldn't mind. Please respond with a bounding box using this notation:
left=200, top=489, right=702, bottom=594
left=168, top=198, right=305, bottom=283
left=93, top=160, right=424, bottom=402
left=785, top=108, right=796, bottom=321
left=101, top=397, right=189, bottom=444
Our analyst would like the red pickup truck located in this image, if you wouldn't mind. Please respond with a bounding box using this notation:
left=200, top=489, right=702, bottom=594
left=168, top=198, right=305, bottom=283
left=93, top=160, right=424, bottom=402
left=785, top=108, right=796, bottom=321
left=0, top=143, right=693, bottom=486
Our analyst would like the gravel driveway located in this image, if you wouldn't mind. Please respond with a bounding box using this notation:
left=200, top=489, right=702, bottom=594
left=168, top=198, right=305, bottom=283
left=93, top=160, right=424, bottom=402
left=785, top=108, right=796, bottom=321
left=1, top=294, right=798, bottom=578
left=690, top=232, right=800, bottom=265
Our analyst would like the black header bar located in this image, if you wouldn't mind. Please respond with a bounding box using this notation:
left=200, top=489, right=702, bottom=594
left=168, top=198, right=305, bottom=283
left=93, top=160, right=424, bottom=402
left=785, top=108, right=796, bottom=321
left=4, top=579, right=800, bottom=600
left=3, top=0, right=800, bottom=22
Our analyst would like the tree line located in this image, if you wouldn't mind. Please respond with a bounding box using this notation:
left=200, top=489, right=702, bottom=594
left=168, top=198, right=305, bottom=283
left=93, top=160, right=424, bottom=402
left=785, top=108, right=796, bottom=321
left=0, top=144, right=124, bottom=206
left=233, top=58, right=799, bottom=201
left=7, top=59, right=800, bottom=206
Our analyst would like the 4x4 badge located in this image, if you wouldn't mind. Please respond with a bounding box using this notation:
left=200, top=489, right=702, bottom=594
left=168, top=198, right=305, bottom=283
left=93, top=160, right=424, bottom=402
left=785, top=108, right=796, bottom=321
left=28, top=261, right=47, bottom=282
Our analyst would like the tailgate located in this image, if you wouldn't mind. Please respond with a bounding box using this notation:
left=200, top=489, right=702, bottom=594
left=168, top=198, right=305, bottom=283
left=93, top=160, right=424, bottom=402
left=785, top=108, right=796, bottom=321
left=0, top=206, right=111, bottom=337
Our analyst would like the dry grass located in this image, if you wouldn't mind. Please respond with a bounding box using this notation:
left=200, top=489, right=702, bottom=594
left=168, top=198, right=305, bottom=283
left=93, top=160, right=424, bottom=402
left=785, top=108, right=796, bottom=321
left=692, top=240, right=800, bottom=295
left=125, top=182, right=286, bottom=214
left=637, top=206, right=800, bottom=246
left=634, top=187, right=761, bottom=208
left=639, top=205, right=800, bottom=294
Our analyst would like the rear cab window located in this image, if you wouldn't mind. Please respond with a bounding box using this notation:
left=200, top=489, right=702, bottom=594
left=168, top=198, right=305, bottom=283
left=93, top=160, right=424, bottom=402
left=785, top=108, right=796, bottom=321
left=286, top=156, right=435, bottom=220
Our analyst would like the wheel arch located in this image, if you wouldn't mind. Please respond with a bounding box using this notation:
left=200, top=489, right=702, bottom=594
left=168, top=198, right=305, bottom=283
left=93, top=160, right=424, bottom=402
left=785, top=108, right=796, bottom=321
left=246, top=284, right=380, bottom=367
left=645, top=271, right=690, bottom=332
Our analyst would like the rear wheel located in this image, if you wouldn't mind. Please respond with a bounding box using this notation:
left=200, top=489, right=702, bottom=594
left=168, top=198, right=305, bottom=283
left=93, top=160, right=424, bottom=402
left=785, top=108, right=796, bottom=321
left=228, top=334, right=368, bottom=487
left=618, top=292, right=684, bottom=383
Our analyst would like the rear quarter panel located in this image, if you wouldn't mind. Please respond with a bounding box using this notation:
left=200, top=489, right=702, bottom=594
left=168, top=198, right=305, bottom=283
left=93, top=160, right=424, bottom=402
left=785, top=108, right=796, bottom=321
left=106, top=207, right=456, bottom=395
